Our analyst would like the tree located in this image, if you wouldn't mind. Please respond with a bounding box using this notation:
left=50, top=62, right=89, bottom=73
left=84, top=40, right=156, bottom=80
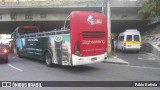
left=138, top=0, right=160, bottom=19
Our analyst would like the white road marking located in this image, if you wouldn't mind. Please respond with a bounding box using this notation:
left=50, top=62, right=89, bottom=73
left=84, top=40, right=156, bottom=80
left=138, top=57, right=157, bottom=60
left=148, top=58, right=156, bottom=60
left=138, top=57, right=143, bottom=59
left=11, top=56, right=16, bottom=59
left=8, top=64, right=23, bottom=71
left=128, top=65, right=160, bottom=70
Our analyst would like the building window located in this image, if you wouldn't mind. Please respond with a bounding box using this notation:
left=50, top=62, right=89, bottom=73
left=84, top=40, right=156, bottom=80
left=25, top=12, right=32, bottom=19
left=40, top=13, right=46, bottom=19
left=11, top=13, right=17, bottom=20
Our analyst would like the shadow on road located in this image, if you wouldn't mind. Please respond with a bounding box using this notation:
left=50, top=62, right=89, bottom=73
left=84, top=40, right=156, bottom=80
left=56, top=65, right=102, bottom=73
left=9, top=54, right=102, bottom=73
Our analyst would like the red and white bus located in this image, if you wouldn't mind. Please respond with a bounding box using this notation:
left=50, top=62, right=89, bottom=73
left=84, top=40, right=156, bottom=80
left=70, top=11, right=108, bottom=65
left=12, top=11, right=108, bottom=66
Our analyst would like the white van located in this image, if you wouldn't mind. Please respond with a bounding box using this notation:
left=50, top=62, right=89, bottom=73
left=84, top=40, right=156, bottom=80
left=117, top=29, right=141, bottom=52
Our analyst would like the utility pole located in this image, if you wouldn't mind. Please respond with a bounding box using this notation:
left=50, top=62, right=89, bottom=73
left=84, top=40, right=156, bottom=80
left=103, top=0, right=111, bottom=54
left=107, top=0, right=111, bottom=54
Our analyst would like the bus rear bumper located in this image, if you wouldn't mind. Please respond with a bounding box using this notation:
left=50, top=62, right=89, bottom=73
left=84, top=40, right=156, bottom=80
left=71, top=53, right=107, bottom=66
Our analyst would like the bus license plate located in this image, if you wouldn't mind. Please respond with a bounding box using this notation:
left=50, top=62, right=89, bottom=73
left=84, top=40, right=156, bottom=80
left=91, top=57, right=97, bottom=61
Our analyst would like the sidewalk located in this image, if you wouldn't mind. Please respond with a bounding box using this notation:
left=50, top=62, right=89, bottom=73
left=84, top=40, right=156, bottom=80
left=103, top=56, right=129, bottom=65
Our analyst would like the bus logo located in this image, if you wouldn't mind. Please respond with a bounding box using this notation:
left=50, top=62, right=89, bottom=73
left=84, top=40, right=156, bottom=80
left=87, top=15, right=102, bottom=26
left=54, top=35, right=62, bottom=42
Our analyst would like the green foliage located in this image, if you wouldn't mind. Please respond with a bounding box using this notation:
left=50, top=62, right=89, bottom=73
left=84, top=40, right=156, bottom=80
left=138, top=0, right=160, bottom=19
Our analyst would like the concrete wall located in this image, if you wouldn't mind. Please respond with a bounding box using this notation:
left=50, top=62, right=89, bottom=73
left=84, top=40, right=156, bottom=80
left=141, top=24, right=160, bottom=57
left=0, top=12, right=69, bottom=21
left=0, top=0, right=145, bottom=8
left=0, top=11, right=141, bottom=21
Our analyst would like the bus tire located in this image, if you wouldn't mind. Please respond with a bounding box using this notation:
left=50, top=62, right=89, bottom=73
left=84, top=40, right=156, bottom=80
left=45, top=52, right=53, bottom=67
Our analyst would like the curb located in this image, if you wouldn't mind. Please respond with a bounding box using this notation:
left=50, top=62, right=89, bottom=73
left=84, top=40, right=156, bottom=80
left=103, top=57, right=129, bottom=65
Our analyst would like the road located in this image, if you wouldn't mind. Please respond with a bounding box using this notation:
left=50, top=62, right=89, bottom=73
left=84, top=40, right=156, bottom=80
left=0, top=52, right=160, bottom=89
left=115, top=51, right=160, bottom=69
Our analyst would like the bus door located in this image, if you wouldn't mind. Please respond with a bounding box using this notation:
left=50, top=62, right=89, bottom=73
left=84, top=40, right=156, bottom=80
left=125, top=35, right=133, bottom=48
left=131, top=35, right=141, bottom=48
left=125, top=34, right=140, bottom=48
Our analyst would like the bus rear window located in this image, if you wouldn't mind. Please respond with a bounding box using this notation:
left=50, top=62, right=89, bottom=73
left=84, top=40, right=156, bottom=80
left=18, top=27, right=39, bottom=35
left=134, top=35, right=139, bottom=41
left=82, top=32, right=105, bottom=38
left=126, top=35, right=132, bottom=41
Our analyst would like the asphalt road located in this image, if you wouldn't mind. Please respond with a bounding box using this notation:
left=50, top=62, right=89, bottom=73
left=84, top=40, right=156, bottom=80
left=115, top=51, right=160, bottom=69
left=0, top=52, right=160, bottom=89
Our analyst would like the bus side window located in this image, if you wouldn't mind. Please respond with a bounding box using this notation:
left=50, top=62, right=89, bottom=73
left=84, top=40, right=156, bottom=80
left=126, top=35, right=132, bottom=41
left=19, top=28, right=25, bottom=35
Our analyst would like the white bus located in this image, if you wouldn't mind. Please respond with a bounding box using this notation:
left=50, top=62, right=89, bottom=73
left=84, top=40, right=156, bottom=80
left=117, top=29, right=141, bottom=52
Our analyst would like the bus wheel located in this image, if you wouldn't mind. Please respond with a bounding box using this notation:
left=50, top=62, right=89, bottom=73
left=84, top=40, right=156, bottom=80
left=17, top=49, right=22, bottom=58
left=45, top=52, right=53, bottom=67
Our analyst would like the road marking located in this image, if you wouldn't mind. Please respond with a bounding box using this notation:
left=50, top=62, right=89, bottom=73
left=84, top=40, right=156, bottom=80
left=148, top=58, right=156, bottom=60
left=8, top=64, right=23, bottom=71
left=11, top=56, right=16, bottom=59
left=128, top=65, right=160, bottom=70
left=138, top=57, right=142, bottom=59
left=138, top=57, right=157, bottom=60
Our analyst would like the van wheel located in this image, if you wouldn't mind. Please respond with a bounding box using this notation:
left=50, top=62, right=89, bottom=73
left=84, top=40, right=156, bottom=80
left=135, top=51, right=139, bottom=53
left=122, top=48, right=126, bottom=53
left=4, top=55, right=8, bottom=63
left=5, top=59, right=8, bottom=63
left=45, top=52, right=53, bottom=67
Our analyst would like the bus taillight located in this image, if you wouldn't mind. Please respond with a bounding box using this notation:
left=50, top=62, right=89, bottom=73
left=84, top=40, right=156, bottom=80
left=74, top=41, right=82, bottom=56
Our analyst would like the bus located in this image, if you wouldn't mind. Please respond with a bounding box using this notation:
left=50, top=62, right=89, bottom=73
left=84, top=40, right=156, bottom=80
left=117, top=29, right=141, bottom=53
left=11, top=11, right=108, bottom=66
left=11, top=26, right=39, bottom=54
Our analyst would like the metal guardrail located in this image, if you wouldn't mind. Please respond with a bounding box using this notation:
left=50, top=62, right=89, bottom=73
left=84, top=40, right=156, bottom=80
left=17, top=29, right=70, bottom=38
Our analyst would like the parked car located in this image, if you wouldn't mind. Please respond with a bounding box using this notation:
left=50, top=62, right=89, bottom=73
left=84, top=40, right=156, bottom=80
left=0, top=44, right=8, bottom=63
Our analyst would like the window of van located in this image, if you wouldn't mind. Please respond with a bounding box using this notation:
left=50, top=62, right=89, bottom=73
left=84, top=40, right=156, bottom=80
left=134, top=35, right=139, bottom=41
left=121, top=36, right=124, bottom=41
left=126, top=35, right=132, bottom=41
left=119, top=36, right=124, bottom=41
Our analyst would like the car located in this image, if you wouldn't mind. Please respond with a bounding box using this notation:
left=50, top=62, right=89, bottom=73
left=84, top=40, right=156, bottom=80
left=0, top=44, right=8, bottom=63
